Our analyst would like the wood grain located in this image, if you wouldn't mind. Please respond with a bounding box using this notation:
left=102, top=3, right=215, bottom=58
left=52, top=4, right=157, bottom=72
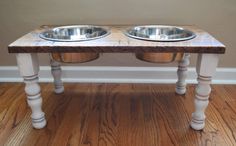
left=1, top=83, right=236, bottom=145
left=8, top=25, right=226, bottom=54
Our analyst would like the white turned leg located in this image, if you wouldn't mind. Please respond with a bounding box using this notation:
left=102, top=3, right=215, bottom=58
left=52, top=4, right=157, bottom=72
left=176, top=53, right=190, bottom=95
left=190, top=54, right=219, bottom=130
left=50, top=59, right=64, bottom=94
left=16, top=53, right=46, bottom=129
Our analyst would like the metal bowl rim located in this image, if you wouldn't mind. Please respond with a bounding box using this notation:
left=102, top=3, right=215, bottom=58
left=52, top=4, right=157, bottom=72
left=39, top=25, right=111, bottom=42
left=124, top=25, right=196, bottom=42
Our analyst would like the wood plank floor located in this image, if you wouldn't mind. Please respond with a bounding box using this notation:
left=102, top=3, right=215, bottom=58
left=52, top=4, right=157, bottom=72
left=0, top=83, right=236, bottom=146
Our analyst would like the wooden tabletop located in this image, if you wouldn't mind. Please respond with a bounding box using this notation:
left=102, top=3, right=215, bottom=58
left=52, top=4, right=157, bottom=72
left=8, top=25, right=226, bottom=54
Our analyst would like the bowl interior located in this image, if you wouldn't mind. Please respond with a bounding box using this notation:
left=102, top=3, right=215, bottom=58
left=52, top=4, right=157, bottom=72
left=125, top=25, right=196, bottom=42
left=40, top=25, right=110, bottom=42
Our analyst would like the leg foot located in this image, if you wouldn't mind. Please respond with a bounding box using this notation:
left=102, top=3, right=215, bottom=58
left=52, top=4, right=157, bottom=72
left=190, top=118, right=205, bottom=130
left=32, top=116, right=47, bottom=129
left=175, top=88, right=186, bottom=95
left=54, top=86, right=64, bottom=94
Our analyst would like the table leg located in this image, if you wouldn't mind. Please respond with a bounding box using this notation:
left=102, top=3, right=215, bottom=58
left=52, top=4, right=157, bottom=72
left=176, top=53, right=190, bottom=95
left=190, top=54, right=219, bottom=130
left=16, top=53, right=46, bottom=129
left=50, top=59, right=64, bottom=94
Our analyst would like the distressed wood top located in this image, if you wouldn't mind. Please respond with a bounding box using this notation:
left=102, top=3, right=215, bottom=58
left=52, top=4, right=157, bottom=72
left=8, top=25, right=226, bottom=54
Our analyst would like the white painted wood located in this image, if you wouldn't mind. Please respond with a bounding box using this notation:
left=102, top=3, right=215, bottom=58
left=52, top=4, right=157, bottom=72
left=16, top=53, right=46, bottom=129
left=50, top=59, right=64, bottom=94
left=196, top=54, right=220, bottom=76
left=175, top=53, right=190, bottom=94
left=16, top=53, right=39, bottom=76
left=1, top=66, right=236, bottom=84
left=190, top=54, right=219, bottom=130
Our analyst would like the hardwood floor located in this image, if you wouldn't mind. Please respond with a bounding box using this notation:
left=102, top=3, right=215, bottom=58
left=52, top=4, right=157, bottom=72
left=0, top=83, right=236, bottom=146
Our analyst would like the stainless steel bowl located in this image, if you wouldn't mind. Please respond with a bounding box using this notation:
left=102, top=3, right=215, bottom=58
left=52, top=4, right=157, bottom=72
left=125, top=25, right=196, bottom=42
left=135, top=52, right=184, bottom=63
left=39, top=25, right=110, bottom=63
left=51, top=52, right=99, bottom=63
left=125, top=25, right=195, bottom=63
left=39, top=25, right=110, bottom=42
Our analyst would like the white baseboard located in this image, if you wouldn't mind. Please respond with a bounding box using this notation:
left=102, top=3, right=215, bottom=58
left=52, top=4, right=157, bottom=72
left=0, top=66, right=236, bottom=84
